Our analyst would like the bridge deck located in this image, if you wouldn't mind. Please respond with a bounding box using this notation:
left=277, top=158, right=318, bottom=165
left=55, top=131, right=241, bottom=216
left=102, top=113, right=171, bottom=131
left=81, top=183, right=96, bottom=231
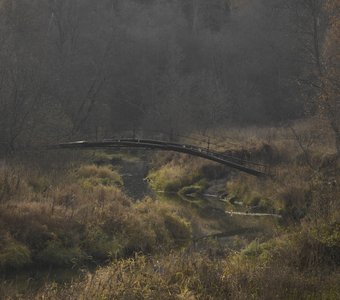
left=56, top=139, right=268, bottom=177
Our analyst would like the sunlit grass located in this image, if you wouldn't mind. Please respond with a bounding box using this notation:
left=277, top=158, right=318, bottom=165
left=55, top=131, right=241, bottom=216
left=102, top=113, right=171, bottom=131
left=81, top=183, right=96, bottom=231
left=1, top=119, right=340, bottom=299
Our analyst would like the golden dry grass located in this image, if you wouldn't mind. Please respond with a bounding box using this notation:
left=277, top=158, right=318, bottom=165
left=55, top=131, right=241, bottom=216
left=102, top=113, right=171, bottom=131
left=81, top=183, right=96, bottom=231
left=0, top=161, right=194, bottom=273
left=1, top=119, right=340, bottom=299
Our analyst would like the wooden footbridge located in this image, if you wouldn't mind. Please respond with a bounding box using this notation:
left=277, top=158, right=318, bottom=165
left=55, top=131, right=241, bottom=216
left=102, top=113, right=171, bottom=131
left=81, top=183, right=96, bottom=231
left=55, top=138, right=268, bottom=177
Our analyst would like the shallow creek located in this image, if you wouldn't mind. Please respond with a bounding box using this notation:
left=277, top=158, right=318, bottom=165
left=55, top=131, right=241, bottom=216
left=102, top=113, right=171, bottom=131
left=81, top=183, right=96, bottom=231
left=117, top=154, right=265, bottom=240
left=2, top=153, right=269, bottom=291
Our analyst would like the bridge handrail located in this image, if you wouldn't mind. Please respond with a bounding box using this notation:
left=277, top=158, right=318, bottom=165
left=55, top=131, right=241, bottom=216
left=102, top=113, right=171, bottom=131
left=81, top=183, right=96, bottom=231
left=56, top=139, right=268, bottom=177
left=103, top=138, right=268, bottom=167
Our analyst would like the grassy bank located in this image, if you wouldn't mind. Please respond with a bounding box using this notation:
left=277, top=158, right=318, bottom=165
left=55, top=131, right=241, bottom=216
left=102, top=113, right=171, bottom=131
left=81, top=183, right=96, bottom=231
left=0, top=159, right=192, bottom=274
left=1, top=120, right=340, bottom=299
left=147, top=152, right=228, bottom=195
left=5, top=224, right=340, bottom=299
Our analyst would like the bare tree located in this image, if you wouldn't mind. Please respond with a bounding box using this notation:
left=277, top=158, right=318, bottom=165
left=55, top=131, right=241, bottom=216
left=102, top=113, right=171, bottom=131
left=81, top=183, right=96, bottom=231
left=322, top=0, right=340, bottom=155
left=286, top=0, right=340, bottom=156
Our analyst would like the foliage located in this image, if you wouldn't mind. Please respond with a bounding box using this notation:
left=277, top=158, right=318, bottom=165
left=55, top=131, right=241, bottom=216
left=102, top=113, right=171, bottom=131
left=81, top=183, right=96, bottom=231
left=35, top=240, right=84, bottom=267
left=148, top=162, right=201, bottom=192
left=0, top=164, right=193, bottom=271
left=226, top=176, right=281, bottom=214
left=0, top=238, right=31, bottom=270
left=1, top=121, right=340, bottom=298
left=77, top=164, right=123, bottom=187
left=28, top=239, right=340, bottom=299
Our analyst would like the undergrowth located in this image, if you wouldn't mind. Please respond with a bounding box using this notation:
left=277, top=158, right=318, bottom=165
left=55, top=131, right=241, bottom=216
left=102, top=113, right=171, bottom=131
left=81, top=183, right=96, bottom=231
left=0, top=163, right=192, bottom=272
left=1, top=120, right=340, bottom=299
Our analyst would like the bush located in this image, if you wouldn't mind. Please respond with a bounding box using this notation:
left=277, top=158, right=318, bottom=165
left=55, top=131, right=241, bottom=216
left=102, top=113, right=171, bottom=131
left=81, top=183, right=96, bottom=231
left=77, top=165, right=123, bottom=187
left=35, top=240, right=84, bottom=267
left=294, top=221, right=340, bottom=269
left=0, top=238, right=31, bottom=270
left=163, top=213, right=192, bottom=245
left=148, top=160, right=205, bottom=193
left=33, top=252, right=228, bottom=299
left=82, top=225, right=123, bottom=260
left=279, top=186, right=310, bottom=221
left=0, top=167, right=30, bottom=203
left=27, top=176, right=51, bottom=193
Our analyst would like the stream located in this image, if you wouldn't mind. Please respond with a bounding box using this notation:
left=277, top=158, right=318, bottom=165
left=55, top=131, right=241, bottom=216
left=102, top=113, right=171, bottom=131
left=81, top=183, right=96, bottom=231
left=118, top=155, right=228, bottom=221
left=117, top=153, right=265, bottom=240
left=2, top=152, right=270, bottom=292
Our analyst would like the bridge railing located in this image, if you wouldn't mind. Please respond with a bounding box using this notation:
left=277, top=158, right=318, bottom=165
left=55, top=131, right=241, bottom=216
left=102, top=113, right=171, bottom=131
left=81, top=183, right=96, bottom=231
left=97, top=137, right=270, bottom=176
left=102, top=128, right=270, bottom=161
left=73, top=129, right=271, bottom=176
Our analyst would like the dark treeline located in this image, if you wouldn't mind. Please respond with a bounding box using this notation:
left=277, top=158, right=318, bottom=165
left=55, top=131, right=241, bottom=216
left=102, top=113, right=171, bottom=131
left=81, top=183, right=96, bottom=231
left=0, top=0, right=337, bottom=152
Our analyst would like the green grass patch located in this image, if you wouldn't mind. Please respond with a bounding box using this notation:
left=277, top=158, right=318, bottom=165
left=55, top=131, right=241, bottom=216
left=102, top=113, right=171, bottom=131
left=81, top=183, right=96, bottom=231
left=178, top=179, right=208, bottom=197
left=226, top=179, right=281, bottom=213
left=77, top=165, right=123, bottom=188
left=147, top=163, right=201, bottom=193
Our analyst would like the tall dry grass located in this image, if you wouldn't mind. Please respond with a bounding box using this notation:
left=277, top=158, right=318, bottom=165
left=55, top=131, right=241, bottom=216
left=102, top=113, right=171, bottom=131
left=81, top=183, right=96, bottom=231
left=1, top=119, right=340, bottom=299
left=0, top=162, right=193, bottom=272
left=21, top=236, right=340, bottom=299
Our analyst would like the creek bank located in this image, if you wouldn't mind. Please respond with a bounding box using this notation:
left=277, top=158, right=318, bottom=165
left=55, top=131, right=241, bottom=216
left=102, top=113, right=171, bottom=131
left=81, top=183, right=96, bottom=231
left=118, top=154, right=278, bottom=245
left=0, top=151, right=274, bottom=291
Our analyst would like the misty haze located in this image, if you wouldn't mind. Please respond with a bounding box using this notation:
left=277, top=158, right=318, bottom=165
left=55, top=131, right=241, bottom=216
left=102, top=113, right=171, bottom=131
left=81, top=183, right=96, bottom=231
left=0, top=0, right=339, bottom=299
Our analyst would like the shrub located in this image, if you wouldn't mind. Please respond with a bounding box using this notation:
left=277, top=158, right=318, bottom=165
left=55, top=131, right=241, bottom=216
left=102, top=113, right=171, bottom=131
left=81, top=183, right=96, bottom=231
left=33, top=252, right=228, bottom=299
left=82, top=226, right=123, bottom=260
left=77, top=165, right=123, bottom=187
left=0, top=167, right=30, bottom=203
left=163, top=213, right=192, bottom=245
left=292, top=221, right=340, bottom=269
left=148, top=163, right=201, bottom=192
left=279, top=186, right=310, bottom=221
left=0, top=238, right=32, bottom=270
left=27, top=176, right=51, bottom=193
left=36, top=240, right=84, bottom=267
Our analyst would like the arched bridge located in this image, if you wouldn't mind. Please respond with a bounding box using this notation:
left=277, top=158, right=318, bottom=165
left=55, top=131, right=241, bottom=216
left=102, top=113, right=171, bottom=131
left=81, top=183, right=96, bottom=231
left=55, top=138, right=269, bottom=177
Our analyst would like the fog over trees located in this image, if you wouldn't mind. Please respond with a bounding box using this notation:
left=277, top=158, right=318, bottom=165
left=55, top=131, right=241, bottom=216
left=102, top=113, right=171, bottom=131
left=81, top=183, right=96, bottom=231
left=0, top=0, right=338, bottom=152
left=1, top=2, right=340, bottom=297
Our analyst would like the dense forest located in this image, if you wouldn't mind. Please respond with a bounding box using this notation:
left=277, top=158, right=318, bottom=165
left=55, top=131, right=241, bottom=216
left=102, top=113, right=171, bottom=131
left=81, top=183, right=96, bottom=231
left=0, top=0, right=339, bottom=299
left=0, top=0, right=338, bottom=150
